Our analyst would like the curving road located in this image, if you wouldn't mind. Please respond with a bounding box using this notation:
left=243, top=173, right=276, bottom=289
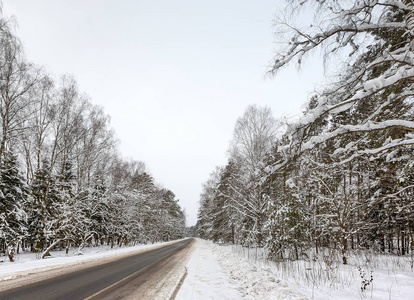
left=0, top=238, right=194, bottom=300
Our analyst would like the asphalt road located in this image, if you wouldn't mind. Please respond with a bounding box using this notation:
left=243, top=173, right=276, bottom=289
left=0, top=238, right=193, bottom=300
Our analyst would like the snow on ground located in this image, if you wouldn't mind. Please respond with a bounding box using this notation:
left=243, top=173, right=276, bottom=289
left=302, top=255, right=414, bottom=300
left=176, top=239, right=244, bottom=300
left=3, top=238, right=411, bottom=300
left=0, top=240, right=184, bottom=281
left=177, top=240, right=414, bottom=300
left=222, top=244, right=414, bottom=300
left=176, top=239, right=308, bottom=300
left=304, top=264, right=414, bottom=300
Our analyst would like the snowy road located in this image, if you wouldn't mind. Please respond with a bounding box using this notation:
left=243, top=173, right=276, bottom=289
left=0, top=238, right=194, bottom=300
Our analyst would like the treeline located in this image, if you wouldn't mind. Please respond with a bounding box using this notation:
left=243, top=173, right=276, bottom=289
left=0, top=11, right=186, bottom=261
left=197, top=0, right=414, bottom=264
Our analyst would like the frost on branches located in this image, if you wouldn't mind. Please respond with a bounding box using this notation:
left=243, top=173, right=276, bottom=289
left=197, top=0, right=414, bottom=265
left=270, top=0, right=414, bottom=164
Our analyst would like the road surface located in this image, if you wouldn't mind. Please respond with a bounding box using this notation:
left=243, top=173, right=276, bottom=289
left=0, top=238, right=194, bottom=300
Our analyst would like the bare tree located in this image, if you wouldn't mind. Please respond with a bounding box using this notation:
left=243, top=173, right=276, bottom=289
left=229, top=105, right=278, bottom=246
left=20, top=75, right=55, bottom=181
left=0, top=18, right=39, bottom=161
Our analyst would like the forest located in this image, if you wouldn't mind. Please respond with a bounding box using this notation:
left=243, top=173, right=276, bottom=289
left=0, top=9, right=186, bottom=261
left=197, top=0, right=414, bottom=265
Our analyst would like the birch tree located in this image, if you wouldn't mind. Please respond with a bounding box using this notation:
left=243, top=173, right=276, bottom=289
left=229, top=105, right=277, bottom=246
left=0, top=17, right=39, bottom=162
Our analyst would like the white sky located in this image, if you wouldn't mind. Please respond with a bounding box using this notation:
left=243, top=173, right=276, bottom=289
left=3, top=0, right=325, bottom=226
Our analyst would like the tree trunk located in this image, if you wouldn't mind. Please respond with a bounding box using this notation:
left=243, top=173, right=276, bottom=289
left=404, top=0, right=414, bottom=51
left=342, top=236, right=348, bottom=265
left=41, top=239, right=62, bottom=259
left=66, top=242, right=70, bottom=255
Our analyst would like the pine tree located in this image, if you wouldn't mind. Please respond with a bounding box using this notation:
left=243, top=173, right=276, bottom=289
left=29, top=160, right=59, bottom=253
left=0, top=151, right=28, bottom=261
left=88, top=174, right=110, bottom=246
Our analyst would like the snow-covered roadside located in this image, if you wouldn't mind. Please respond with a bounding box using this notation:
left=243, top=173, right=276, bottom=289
left=175, top=239, right=244, bottom=299
left=0, top=239, right=186, bottom=282
left=176, top=239, right=307, bottom=300
left=223, top=245, right=414, bottom=300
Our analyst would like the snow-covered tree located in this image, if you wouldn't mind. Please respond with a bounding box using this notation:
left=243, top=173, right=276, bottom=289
left=196, top=0, right=414, bottom=265
left=0, top=17, right=40, bottom=162
left=228, top=105, right=277, bottom=246
left=264, top=0, right=414, bottom=262
left=270, top=0, right=414, bottom=165
left=0, top=151, right=28, bottom=261
left=197, top=168, right=221, bottom=240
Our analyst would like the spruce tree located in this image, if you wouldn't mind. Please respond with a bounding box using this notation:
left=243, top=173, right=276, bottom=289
left=0, top=151, right=28, bottom=261
left=29, top=160, right=59, bottom=252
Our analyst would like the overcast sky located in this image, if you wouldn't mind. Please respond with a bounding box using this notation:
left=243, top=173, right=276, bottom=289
left=3, top=0, right=325, bottom=226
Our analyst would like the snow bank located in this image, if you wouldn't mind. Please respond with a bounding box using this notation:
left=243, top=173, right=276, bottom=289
left=217, top=244, right=308, bottom=300
left=178, top=240, right=414, bottom=300
left=177, top=239, right=307, bottom=300
left=176, top=239, right=244, bottom=299
left=224, top=245, right=414, bottom=300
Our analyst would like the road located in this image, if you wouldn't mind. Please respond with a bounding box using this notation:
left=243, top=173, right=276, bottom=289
left=0, top=238, right=194, bottom=300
